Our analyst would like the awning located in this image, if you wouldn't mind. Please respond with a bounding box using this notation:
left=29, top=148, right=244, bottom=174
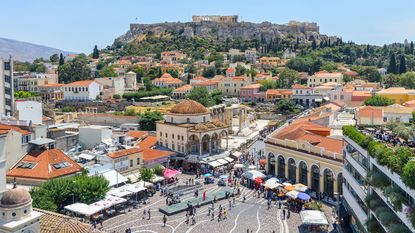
left=224, top=157, right=234, bottom=163
left=78, top=153, right=96, bottom=161
left=126, top=172, right=140, bottom=183
left=208, top=161, right=222, bottom=168
left=323, top=96, right=330, bottom=101
left=232, top=151, right=242, bottom=158
left=91, top=196, right=127, bottom=210
left=315, top=98, right=323, bottom=102
left=64, top=203, right=102, bottom=216
left=107, top=188, right=133, bottom=198
left=100, top=170, right=128, bottom=187
left=300, top=210, right=329, bottom=225
left=217, top=159, right=229, bottom=165
left=242, top=170, right=266, bottom=180
left=164, top=168, right=181, bottom=179
left=123, top=183, right=147, bottom=193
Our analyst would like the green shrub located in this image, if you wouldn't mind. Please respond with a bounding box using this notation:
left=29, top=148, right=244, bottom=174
left=123, top=88, right=173, bottom=100
left=409, top=211, right=415, bottom=229
left=402, top=161, right=415, bottom=189
left=366, top=219, right=382, bottom=233
left=375, top=206, right=389, bottom=217
left=152, top=165, right=164, bottom=176
left=113, top=94, right=121, bottom=99
left=342, top=126, right=368, bottom=147
left=370, top=172, right=390, bottom=188
left=140, top=168, right=154, bottom=182
left=390, top=224, right=411, bottom=233
left=389, top=192, right=403, bottom=212
left=378, top=211, right=396, bottom=227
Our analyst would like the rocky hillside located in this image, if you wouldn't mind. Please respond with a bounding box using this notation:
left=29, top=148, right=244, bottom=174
left=116, top=20, right=335, bottom=45
left=0, top=37, right=70, bottom=62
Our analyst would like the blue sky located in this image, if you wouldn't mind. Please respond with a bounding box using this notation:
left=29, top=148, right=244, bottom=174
left=1, top=0, right=415, bottom=53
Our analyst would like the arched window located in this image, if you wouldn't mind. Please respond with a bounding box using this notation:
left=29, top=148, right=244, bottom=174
left=288, top=158, right=296, bottom=183
left=299, top=161, right=308, bottom=185
left=311, top=165, right=320, bottom=194
left=277, top=156, right=285, bottom=178
left=324, top=169, right=334, bottom=198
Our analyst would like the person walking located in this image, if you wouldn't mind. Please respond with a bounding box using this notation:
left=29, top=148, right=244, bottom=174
left=287, top=207, right=290, bottom=219
left=267, top=199, right=271, bottom=210
left=203, top=191, right=206, bottom=201
left=208, top=206, right=211, bottom=216
left=163, top=215, right=167, bottom=227
left=147, top=209, right=151, bottom=220
left=186, top=213, right=189, bottom=224
left=229, top=199, right=232, bottom=210
left=142, top=209, right=147, bottom=220
left=282, top=208, right=286, bottom=220
left=211, top=210, right=215, bottom=221
left=233, top=197, right=236, bottom=206
left=278, top=201, right=281, bottom=209
left=223, top=208, right=228, bottom=220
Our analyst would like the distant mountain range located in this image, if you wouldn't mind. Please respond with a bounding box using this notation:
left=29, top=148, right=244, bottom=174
left=0, top=37, right=73, bottom=62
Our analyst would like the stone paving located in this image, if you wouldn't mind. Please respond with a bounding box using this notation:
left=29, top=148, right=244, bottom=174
left=99, top=175, right=336, bottom=233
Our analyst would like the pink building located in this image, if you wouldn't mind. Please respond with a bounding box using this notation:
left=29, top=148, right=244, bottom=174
left=240, top=84, right=261, bottom=102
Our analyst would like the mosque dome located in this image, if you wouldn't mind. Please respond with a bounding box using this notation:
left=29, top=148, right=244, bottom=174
left=169, top=100, right=209, bottom=115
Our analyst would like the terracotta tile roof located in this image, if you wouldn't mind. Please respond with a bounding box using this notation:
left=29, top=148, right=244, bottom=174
left=381, top=104, right=414, bottom=114
left=292, top=84, right=311, bottom=89
left=35, top=208, right=95, bottom=233
left=142, top=148, right=174, bottom=161
left=266, top=89, right=292, bottom=95
left=174, top=85, right=193, bottom=92
left=38, top=83, right=65, bottom=87
left=7, top=149, right=82, bottom=180
left=127, top=131, right=148, bottom=139
left=136, top=136, right=158, bottom=148
left=192, top=80, right=219, bottom=86
left=403, top=100, right=415, bottom=107
left=0, top=124, right=32, bottom=135
left=272, top=121, right=341, bottom=154
left=378, top=87, right=410, bottom=94
left=226, top=67, right=235, bottom=73
left=312, top=71, right=343, bottom=78
left=358, top=106, right=383, bottom=118
left=65, top=80, right=96, bottom=87
left=343, top=71, right=359, bottom=76
left=108, top=147, right=142, bottom=159
left=241, top=84, right=261, bottom=89
left=153, top=73, right=183, bottom=84
left=192, top=76, right=208, bottom=81
left=231, top=76, right=247, bottom=81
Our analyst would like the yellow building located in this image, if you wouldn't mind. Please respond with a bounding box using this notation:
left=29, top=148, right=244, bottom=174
left=307, top=71, right=343, bottom=87
left=107, top=147, right=143, bottom=175
left=377, top=87, right=415, bottom=104
left=259, top=57, right=284, bottom=66
left=265, top=121, right=343, bottom=198
left=218, top=76, right=251, bottom=97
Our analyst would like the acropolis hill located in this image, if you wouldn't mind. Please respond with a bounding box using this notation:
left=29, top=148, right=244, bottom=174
left=116, top=15, right=334, bottom=44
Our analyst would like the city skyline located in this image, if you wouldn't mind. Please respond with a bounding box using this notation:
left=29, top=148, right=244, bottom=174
left=1, top=0, right=415, bottom=53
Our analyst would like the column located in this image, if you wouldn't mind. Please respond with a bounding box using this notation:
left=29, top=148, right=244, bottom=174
left=284, top=162, right=288, bottom=179
left=209, top=139, right=212, bottom=155
left=296, top=166, right=300, bottom=184
left=226, top=135, right=229, bottom=150
left=199, top=143, right=203, bottom=156
left=319, top=173, right=325, bottom=195
left=307, top=169, right=312, bottom=190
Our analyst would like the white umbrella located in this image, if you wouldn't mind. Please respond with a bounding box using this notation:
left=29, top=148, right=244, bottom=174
left=294, top=183, right=308, bottom=192
left=248, top=165, right=256, bottom=170
left=286, top=190, right=299, bottom=199
left=233, top=164, right=244, bottom=169
left=282, top=182, right=292, bottom=186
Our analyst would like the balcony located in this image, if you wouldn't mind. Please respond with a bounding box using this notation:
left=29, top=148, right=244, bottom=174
left=343, top=183, right=368, bottom=224
left=344, top=151, right=367, bottom=177
left=372, top=187, right=415, bottom=232
left=342, top=167, right=367, bottom=200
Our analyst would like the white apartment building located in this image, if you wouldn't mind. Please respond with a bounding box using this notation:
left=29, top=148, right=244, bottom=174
left=63, top=80, right=102, bottom=101
left=0, top=57, right=14, bottom=117
left=342, top=130, right=415, bottom=233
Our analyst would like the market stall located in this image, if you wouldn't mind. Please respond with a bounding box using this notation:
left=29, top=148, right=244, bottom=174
left=299, top=210, right=329, bottom=233
left=64, top=203, right=103, bottom=217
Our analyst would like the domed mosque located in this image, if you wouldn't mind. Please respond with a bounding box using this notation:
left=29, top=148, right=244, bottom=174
left=156, top=100, right=229, bottom=164
left=0, top=185, right=42, bottom=233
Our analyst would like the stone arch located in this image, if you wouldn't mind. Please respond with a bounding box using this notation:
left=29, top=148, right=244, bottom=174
left=299, top=161, right=308, bottom=185
left=311, top=165, right=320, bottom=194
left=201, top=134, right=210, bottom=155
left=324, top=168, right=334, bottom=198
left=268, top=152, right=276, bottom=175
left=277, top=155, right=285, bottom=178
left=188, top=134, right=200, bottom=154
left=337, top=172, right=343, bottom=196
left=211, top=133, right=219, bottom=153
left=288, top=158, right=297, bottom=183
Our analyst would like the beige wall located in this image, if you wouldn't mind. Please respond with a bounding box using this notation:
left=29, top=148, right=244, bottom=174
left=156, top=123, right=189, bottom=153
left=265, top=143, right=343, bottom=196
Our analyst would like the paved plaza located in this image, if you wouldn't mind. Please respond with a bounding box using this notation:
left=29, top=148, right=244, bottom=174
left=101, top=175, right=336, bottom=233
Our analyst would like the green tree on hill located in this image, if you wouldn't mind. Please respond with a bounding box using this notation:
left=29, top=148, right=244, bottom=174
left=187, top=86, right=223, bottom=107
left=98, top=66, right=117, bottom=77
left=139, top=111, right=164, bottom=131
left=59, top=53, right=65, bottom=66
left=58, top=54, right=91, bottom=83
left=399, top=55, right=407, bottom=74
left=388, top=53, right=398, bottom=74
left=92, top=45, right=99, bottom=59
left=276, top=68, right=300, bottom=89
left=364, top=95, right=394, bottom=106
left=49, top=53, right=59, bottom=63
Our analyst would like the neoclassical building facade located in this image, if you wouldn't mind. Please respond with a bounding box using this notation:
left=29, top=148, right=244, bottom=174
left=156, top=100, right=229, bottom=159
left=265, top=121, right=344, bottom=198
